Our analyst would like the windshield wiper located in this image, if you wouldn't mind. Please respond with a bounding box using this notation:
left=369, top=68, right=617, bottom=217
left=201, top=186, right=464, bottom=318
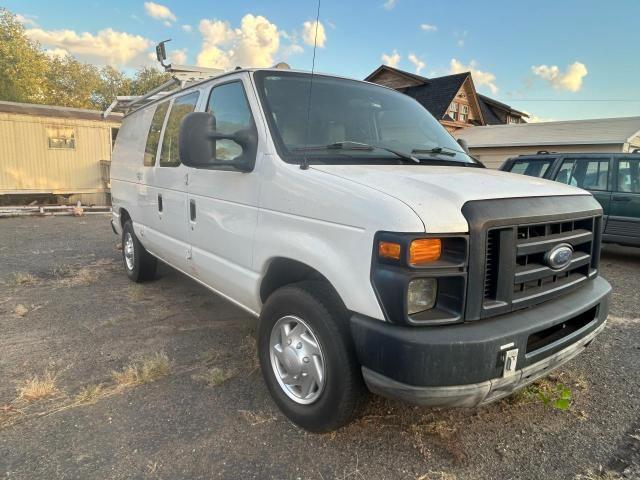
left=294, top=141, right=420, bottom=164
left=411, top=146, right=457, bottom=157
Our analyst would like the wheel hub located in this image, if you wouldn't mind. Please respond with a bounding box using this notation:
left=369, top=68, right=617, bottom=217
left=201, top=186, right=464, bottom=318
left=124, top=232, right=135, bottom=271
left=269, top=315, right=325, bottom=404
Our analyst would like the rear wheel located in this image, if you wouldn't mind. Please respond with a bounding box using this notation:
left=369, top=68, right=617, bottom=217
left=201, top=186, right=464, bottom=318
left=258, top=281, right=365, bottom=432
left=122, top=220, right=157, bottom=282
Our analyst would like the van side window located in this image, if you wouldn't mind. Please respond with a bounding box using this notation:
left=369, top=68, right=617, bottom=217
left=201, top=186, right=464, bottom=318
left=144, top=102, right=169, bottom=166
left=556, top=158, right=609, bottom=191
left=207, top=82, right=253, bottom=162
left=159, top=91, right=200, bottom=167
left=617, top=159, right=640, bottom=193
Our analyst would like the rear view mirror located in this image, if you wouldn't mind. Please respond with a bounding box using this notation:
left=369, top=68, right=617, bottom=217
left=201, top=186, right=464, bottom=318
left=179, top=112, right=257, bottom=172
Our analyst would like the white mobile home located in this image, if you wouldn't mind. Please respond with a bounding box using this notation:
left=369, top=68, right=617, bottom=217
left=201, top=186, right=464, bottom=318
left=0, top=101, right=122, bottom=205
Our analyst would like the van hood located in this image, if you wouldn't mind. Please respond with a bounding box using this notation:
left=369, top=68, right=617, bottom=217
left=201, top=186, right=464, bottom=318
left=310, top=164, right=590, bottom=233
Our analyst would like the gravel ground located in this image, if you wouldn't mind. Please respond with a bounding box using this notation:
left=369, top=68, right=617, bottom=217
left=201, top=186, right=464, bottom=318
left=0, top=215, right=638, bottom=480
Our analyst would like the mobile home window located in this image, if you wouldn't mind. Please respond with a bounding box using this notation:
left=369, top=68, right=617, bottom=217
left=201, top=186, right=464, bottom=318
left=159, top=91, right=200, bottom=167
left=47, top=127, right=75, bottom=149
left=144, top=102, right=170, bottom=166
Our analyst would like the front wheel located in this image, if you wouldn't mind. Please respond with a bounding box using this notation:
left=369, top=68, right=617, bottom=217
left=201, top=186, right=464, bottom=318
left=122, top=220, right=157, bottom=282
left=258, top=281, right=365, bottom=432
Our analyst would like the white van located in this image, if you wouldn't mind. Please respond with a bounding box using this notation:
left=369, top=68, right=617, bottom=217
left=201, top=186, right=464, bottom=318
left=110, top=68, right=611, bottom=432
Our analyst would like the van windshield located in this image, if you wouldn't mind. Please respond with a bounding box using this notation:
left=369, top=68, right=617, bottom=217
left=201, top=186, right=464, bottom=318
left=253, top=71, right=476, bottom=166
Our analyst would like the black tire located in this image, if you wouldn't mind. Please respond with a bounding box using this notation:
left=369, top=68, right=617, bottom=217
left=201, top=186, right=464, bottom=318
left=122, top=220, right=157, bottom=282
left=258, top=281, right=365, bottom=432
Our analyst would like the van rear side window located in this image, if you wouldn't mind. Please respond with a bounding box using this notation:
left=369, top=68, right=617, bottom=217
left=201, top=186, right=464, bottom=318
left=159, top=91, right=200, bottom=167
left=144, top=102, right=169, bottom=166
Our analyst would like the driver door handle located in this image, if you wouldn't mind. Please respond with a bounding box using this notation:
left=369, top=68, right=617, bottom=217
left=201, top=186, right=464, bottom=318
left=612, top=196, right=631, bottom=202
left=190, top=199, right=196, bottom=221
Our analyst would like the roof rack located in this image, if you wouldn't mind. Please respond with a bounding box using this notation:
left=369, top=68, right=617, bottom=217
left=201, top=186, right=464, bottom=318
left=102, top=64, right=224, bottom=118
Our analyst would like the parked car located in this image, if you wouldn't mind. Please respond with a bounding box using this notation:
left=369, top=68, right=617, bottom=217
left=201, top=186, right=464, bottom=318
left=110, top=68, right=611, bottom=432
left=501, top=151, right=640, bottom=247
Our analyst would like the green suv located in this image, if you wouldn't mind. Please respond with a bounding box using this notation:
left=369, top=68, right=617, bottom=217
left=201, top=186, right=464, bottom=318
left=501, top=151, right=640, bottom=247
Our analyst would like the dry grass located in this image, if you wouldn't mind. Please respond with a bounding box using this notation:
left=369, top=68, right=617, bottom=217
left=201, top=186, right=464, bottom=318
left=74, top=384, right=104, bottom=404
left=53, top=264, right=98, bottom=287
left=417, top=473, right=457, bottom=480
left=195, top=367, right=237, bottom=387
left=112, top=352, right=170, bottom=386
left=410, top=416, right=465, bottom=463
left=52, top=260, right=115, bottom=287
left=238, top=409, right=276, bottom=426
left=13, top=304, right=29, bottom=317
left=239, top=334, right=259, bottom=373
left=128, top=284, right=146, bottom=302
left=575, top=468, right=624, bottom=480
left=7, top=272, right=38, bottom=287
left=17, top=371, right=58, bottom=402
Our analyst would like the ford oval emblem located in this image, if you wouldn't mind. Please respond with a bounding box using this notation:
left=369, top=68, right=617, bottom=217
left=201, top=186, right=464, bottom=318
left=545, top=243, right=574, bottom=270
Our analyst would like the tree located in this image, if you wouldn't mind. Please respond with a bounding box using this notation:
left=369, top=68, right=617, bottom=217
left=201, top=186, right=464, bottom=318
left=92, top=66, right=132, bottom=111
left=0, top=9, right=49, bottom=103
left=0, top=8, right=174, bottom=110
left=44, top=55, right=102, bottom=109
left=130, top=67, right=172, bottom=96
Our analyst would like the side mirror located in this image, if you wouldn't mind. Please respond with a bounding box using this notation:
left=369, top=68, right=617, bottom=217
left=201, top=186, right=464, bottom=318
left=179, top=112, right=257, bottom=172
left=457, top=138, right=470, bottom=155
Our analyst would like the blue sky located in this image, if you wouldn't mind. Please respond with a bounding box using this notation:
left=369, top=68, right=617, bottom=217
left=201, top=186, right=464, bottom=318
left=9, top=0, right=640, bottom=121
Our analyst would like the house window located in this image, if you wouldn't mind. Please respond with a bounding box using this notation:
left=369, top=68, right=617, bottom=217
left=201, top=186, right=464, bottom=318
left=508, top=115, right=519, bottom=124
left=460, top=105, right=469, bottom=123
left=448, top=102, right=459, bottom=121
left=47, top=126, right=75, bottom=149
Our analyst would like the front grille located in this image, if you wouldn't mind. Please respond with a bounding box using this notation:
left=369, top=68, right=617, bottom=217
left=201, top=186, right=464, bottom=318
left=482, top=216, right=601, bottom=316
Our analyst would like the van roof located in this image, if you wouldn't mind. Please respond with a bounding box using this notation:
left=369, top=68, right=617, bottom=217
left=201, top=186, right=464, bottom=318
left=113, top=67, right=394, bottom=118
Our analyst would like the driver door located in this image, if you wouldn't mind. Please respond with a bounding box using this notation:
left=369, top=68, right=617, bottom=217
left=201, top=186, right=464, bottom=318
left=186, top=74, right=262, bottom=310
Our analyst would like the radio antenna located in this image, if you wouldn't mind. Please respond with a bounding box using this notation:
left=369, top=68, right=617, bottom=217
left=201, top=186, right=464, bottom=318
left=300, top=0, right=321, bottom=170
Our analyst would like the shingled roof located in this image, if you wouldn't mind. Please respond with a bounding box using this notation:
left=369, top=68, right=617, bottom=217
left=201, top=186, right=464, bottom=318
left=477, top=94, right=528, bottom=125
left=364, top=65, right=431, bottom=86
left=365, top=66, right=528, bottom=126
left=400, top=72, right=470, bottom=118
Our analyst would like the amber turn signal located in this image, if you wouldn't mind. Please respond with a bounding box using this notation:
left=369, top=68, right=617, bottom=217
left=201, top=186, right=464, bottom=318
left=409, top=238, right=442, bottom=265
left=378, top=241, right=401, bottom=260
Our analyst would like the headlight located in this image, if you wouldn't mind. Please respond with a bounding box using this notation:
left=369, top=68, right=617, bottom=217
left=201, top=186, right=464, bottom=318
left=407, top=278, right=437, bottom=314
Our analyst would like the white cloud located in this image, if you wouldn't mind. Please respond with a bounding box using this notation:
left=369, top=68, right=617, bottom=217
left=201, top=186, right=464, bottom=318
left=420, top=24, right=437, bottom=32
left=144, top=2, right=176, bottom=24
left=181, top=24, right=193, bottom=33
left=302, top=20, right=326, bottom=48
left=25, top=27, right=152, bottom=66
left=450, top=58, right=498, bottom=95
left=531, top=61, right=588, bottom=92
left=455, top=30, right=468, bottom=47
left=408, top=53, right=425, bottom=75
left=15, top=13, right=38, bottom=27
left=527, top=115, right=554, bottom=123
left=196, top=14, right=281, bottom=70
left=170, top=48, right=188, bottom=64
left=281, top=43, right=304, bottom=59
left=45, top=48, right=69, bottom=59
left=381, top=50, right=401, bottom=68
left=383, top=0, right=397, bottom=10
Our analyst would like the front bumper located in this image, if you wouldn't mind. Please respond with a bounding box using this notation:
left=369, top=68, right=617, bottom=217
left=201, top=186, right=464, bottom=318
left=351, top=276, right=611, bottom=407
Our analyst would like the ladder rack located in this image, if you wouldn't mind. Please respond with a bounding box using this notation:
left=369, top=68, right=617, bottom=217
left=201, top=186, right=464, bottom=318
left=102, top=64, right=224, bottom=118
